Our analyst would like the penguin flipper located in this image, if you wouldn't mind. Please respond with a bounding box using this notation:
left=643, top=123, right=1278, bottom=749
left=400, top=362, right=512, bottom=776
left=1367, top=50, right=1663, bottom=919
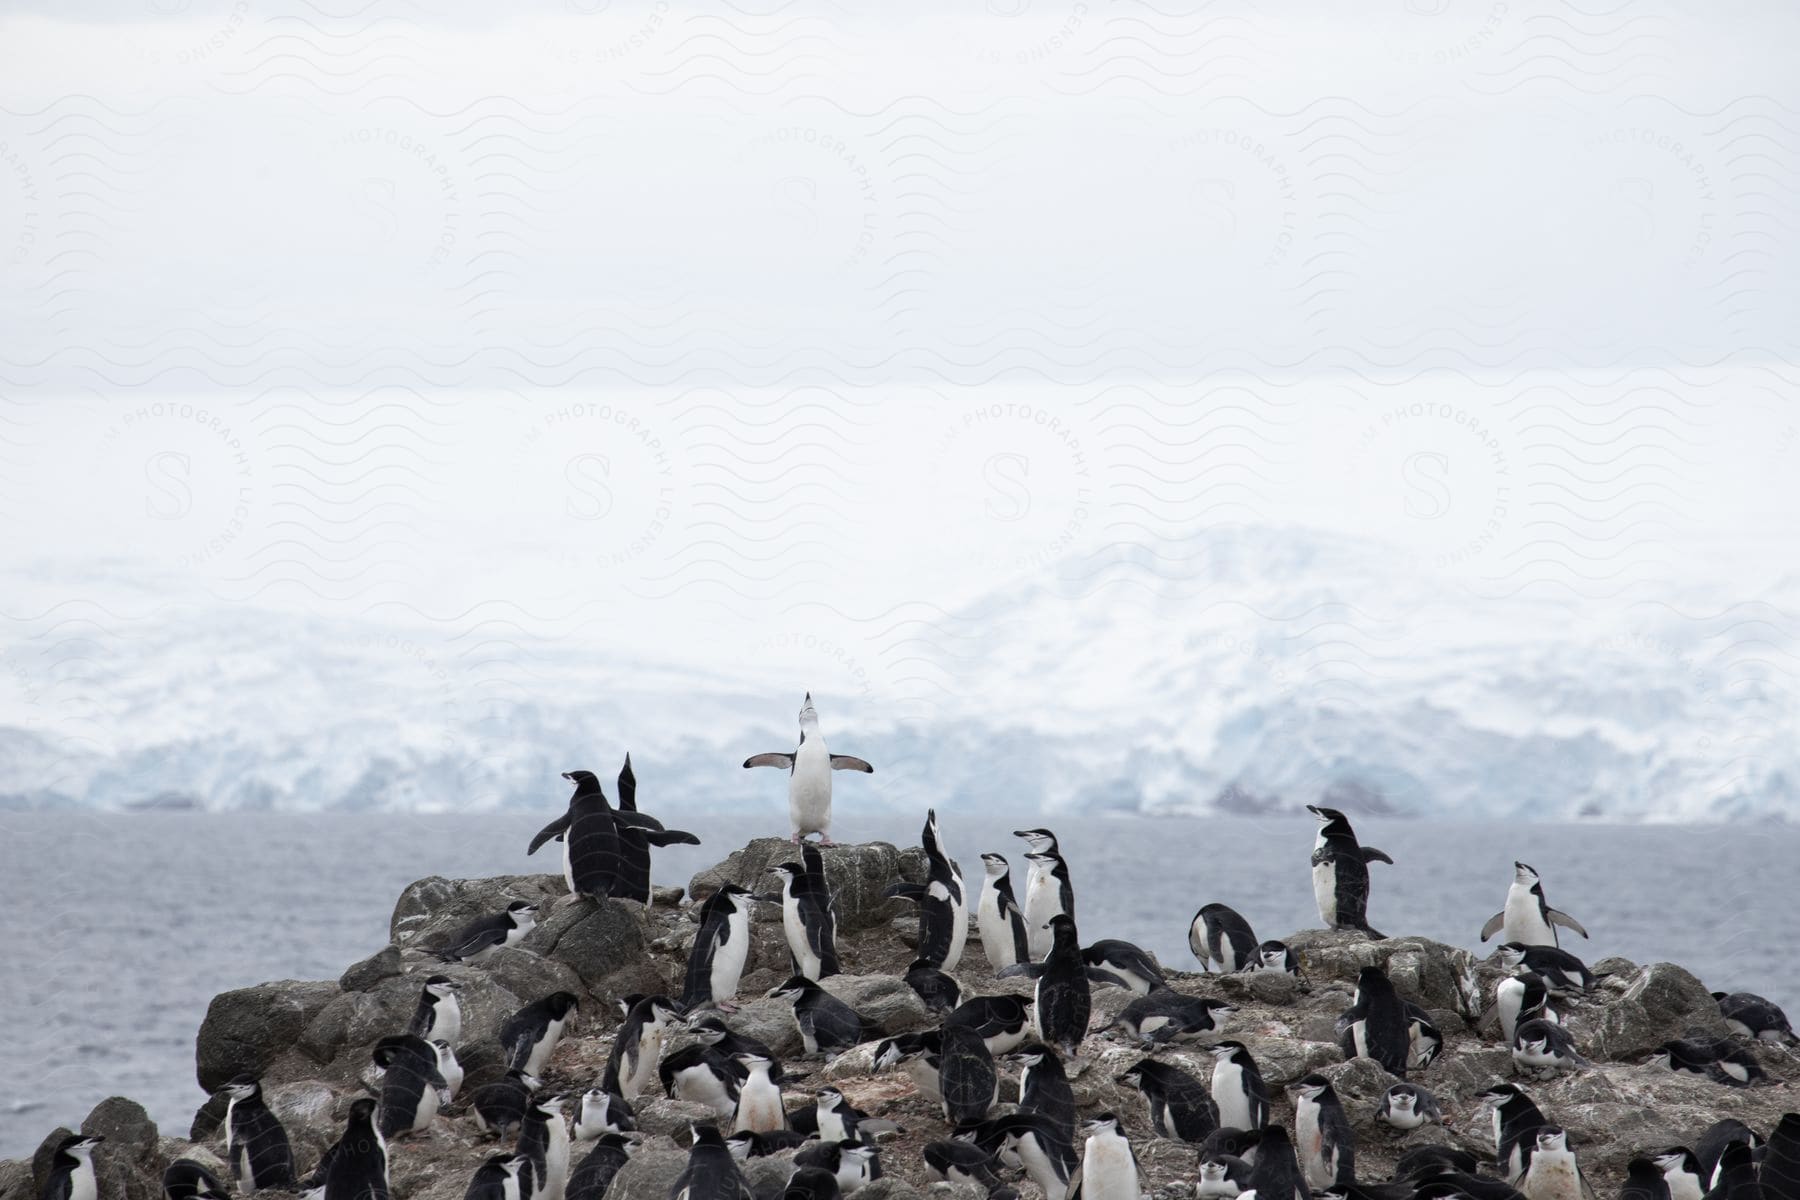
left=997, top=963, right=1047, bottom=980
left=647, top=829, right=702, bottom=847
left=829, top=755, right=874, bottom=773
left=885, top=882, right=927, bottom=903
left=1479, top=912, right=1506, bottom=942
left=1360, top=847, right=1394, bottom=865
left=1547, top=910, right=1589, bottom=938
left=527, top=814, right=572, bottom=855
left=1085, top=967, right=1133, bottom=989
left=744, top=753, right=796, bottom=769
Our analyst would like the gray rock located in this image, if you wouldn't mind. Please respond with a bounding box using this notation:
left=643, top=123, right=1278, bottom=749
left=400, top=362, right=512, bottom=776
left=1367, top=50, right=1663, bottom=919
left=389, top=874, right=565, bottom=948
left=82, top=1097, right=160, bottom=1200
left=609, top=1147, right=692, bottom=1200
left=339, top=945, right=405, bottom=992
left=1575, top=961, right=1728, bottom=1060
left=1283, top=930, right=1481, bottom=1018
left=633, top=1098, right=724, bottom=1137
left=194, top=980, right=341, bottom=1091
left=719, top=995, right=805, bottom=1058
left=820, top=975, right=932, bottom=1036
left=858, top=1179, right=927, bottom=1200
left=0, top=1158, right=32, bottom=1200
left=524, top=896, right=666, bottom=1000
left=688, top=840, right=921, bottom=933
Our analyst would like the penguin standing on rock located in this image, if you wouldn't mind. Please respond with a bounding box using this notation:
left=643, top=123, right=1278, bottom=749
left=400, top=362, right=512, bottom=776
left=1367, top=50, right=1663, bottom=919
left=1480, top=862, right=1588, bottom=949
left=1490, top=972, right=1560, bottom=1047
left=1474, top=1083, right=1547, bottom=1183
left=768, top=859, right=839, bottom=982
left=671, top=1123, right=754, bottom=1200
left=1306, top=805, right=1391, bottom=937
left=683, top=885, right=756, bottom=1012
left=604, top=995, right=681, bottom=1101
left=742, top=693, right=874, bottom=846
left=409, top=976, right=465, bottom=1045
left=1289, top=1075, right=1355, bottom=1188
left=730, top=1053, right=786, bottom=1134
left=471, top=1068, right=541, bottom=1139
left=976, top=853, right=1031, bottom=971
left=938, top=1020, right=999, bottom=1126
left=611, top=754, right=702, bottom=906
left=884, top=809, right=968, bottom=970
left=373, top=1034, right=449, bottom=1138
left=1116, top=1059, right=1219, bottom=1144
left=502, top=993, right=580, bottom=1076
left=436, top=904, right=539, bottom=965
left=1013, top=829, right=1074, bottom=959
left=1207, top=1041, right=1269, bottom=1131
left=1009, top=1041, right=1077, bottom=1141
left=41, top=1136, right=103, bottom=1200
left=527, top=771, right=625, bottom=901
left=517, top=1096, right=571, bottom=1200
left=1068, top=1114, right=1141, bottom=1200
left=220, top=1075, right=295, bottom=1192
left=465, top=1154, right=531, bottom=1200
left=1520, top=1128, right=1589, bottom=1200
left=323, top=1099, right=390, bottom=1200
left=1189, top=904, right=1259, bottom=973
left=1000, top=913, right=1091, bottom=1058
left=1337, top=965, right=1411, bottom=1077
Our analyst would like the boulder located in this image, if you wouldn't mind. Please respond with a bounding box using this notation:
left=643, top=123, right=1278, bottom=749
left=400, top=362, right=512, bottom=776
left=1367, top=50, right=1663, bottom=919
left=633, top=1098, right=723, bottom=1137
left=339, top=945, right=405, bottom=992
left=82, top=1098, right=160, bottom=1200
left=857, top=1181, right=927, bottom=1200
left=820, top=975, right=932, bottom=1036
left=688, top=840, right=922, bottom=933
left=1284, top=929, right=1481, bottom=1019
left=1575, top=962, right=1728, bottom=1060
left=609, top=1147, right=692, bottom=1200
left=194, top=980, right=341, bottom=1091
left=389, top=874, right=565, bottom=948
left=524, top=897, right=670, bottom=1001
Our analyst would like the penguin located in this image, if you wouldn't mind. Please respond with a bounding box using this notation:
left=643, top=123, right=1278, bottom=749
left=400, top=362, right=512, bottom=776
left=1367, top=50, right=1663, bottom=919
left=812, top=1087, right=865, bottom=1144
left=683, top=886, right=756, bottom=1012
left=1009, top=1041, right=1077, bottom=1142
left=1411, top=1173, right=1526, bottom=1200
left=1306, top=805, right=1391, bottom=936
left=1336, top=965, right=1410, bottom=1076
left=1394, top=1146, right=1482, bottom=1184
left=1245, top=1126, right=1310, bottom=1200
left=471, top=1068, right=541, bottom=1139
left=1250, top=941, right=1298, bottom=976
left=1289, top=1074, right=1355, bottom=1189
left=40, top=1136, right=102, bottom=1200
left=1110, top=992, right=1235, bottom=1045
left=1495, top=944, right=1601, bottom=996
left=1491, top=972, right=1560, bottom=1047
left=1713, top=991, right=1797, bottom=1044
left=872, top=1032, right=943, bottom=1104
left=1474, top=1083, right=1547, bottom=1183
left=659, top=1047, right=742, bottom=1116
left=1623, top=1158, right=1674, bottom=1200
left=437, top=904, right=540, bottom=964
left=405, top=973, right=466, bottom=1045
left=671, top=1123, right=754, bottom=1200
left=162, top=1160, right=230, bottom=1200
left=1199, top=1129, right=1264, bottom=1163
left=1695, top=1121, right=1761, bottom=1189
left=884, top=808, right=968, bottom=970
left=517, top=1096, right=571, bottom=1200
left=574, top=1087, right=638, bottom=1139
left=502, top=992, right=579, bottom=1076
left=783, top=1166, right=843, bottom=1200
left=769, top=860, right=840, bottom=982
left=324, top=1098, right=390, bottom=1200
left=939, top=1020, right=999, bottom=1126
left=686, top=1016, right=787, bottom=1083
left=1081, top=940, right=1166, bottom=995
left=833, top=1144, right=880, bottom=1196
left=611, top=754, right=702, bottom=907
left=904, top=959, right=964, bottom=1014
left=1512, top=1019, right=1589, bottom=1079
left=220, top=1074, right=296, bottom=1192
left=977, top=853, right=1032, bottom=971
left=1652, top=1038, right=1765, bottom=1087
left=1759, top=1113, right=1800, bottom=1200
left=730, top=1053, right=786, bottom=1134
left=1480, top=862, right=1589, bottom=949
left=466, top=1153, right=532, bottom=1200
left=1648, top=1149, right=1704, bottom=1200
left=945, top=993, right=1034, bottom=1055
left=1189, top=904, right=1259, bottom=973
left=999, top=912, right=1090, bottom=1058
left=1520, top=1127, right=1588, bottom=1200
left=1115, top=1058, right=1219, bottom=1144
left=1405, top=1002, right=1443, bottom=1070
left=742, top=693, right=874, bottom=846
left=373, top=1033, right=449, bottom=1138
left=1709, top=1142, right=1760, bottom=1200
left=1068, top=1113, right=1142, bottom=1200
left=1197, top=1155, right=1253, bottom=1199
left=725, top=1131, right=810, bottom=1160
left=603, top=995, right=680, bottom=1101
left=923, top=1141, right=1007, bottom=1191
left=433, top=1040, right=464, bottom=1101
left=792, top=1141, right=874, bottom=1197
left=768, top=975, right=882, bottom=1055
left=964, top=1112, right=1078, bottom=1200
left=1207, top=1041, right=1269, bottom=1131
left=527, top=770, right=626, bottom=900
left=1013, top=829, right=1074, bottom=960
left=1375, top=1083, right=1441, bottom=1131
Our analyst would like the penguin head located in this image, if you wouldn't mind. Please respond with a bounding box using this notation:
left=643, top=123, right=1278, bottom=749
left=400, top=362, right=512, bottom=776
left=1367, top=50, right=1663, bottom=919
left=506, top=901, right=540, bottom=920
left=1115, top=1062, right=1146, bottom=1089
left=690, top=1122, right=727, bottom=1147
left=798, top=694, right=818, bottom=725
left=1513, top=861, right=1540, bottom=883
left=1012, top=828, right=1056, bottom=852
left=347, top=1097, right=378, bottom=1125
left=1208, top=1040, right=1249, bottom=1063
left=1384, top=1086, right=1417, bottom=1113
left=424, top=975, right=462, bottom=998
left=1288, top=1074, right=1330, bottom=1101
left=562, top=769, right=600, bottom=788
left=1496, top=943, right=1529, bottom=969
left=769, top=976, right=814, bottom=1000
left=768, top=863, right=802, bottom=885
left=533, top=1095, right=568, bottom=1118
left=734, top=1052, right=774, bottom=1074
left=1082, top=1113, right=1121, bottom=1135
left=1536, top=1127, right=1569, bottom=1153
left=544, top=992, right=580, bottom=1019
left=725, top=1132, right=755, bottom=1161
left=481, top=1154, right=523, bottom=1177
left=219, top=1074, right=261, bottom=1100
left=979, top=853, right=1009, bottom=875
left=815, top=1085, right=843, bottom=1109
left=1045, top=913, right=1078, bottom=943
left=1306, top=805, right=1354, bottom=836
left=687, top=1015, right=728, bottom=1043
left=1007, top=1041, right=1051, bottom=1067
left=431, top=1039, right=457, bottom=1062
left=871, top=1040, right=901, bottom=1071
left=56, top=1135, right=103, bottom=1159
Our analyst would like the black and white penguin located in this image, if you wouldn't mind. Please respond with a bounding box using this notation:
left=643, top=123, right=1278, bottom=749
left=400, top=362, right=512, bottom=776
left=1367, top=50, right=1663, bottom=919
left=670, top=1123, right=753, bottom=1200
left=1189, top=904, right=1259, bottom=973
left=768, top=976, right=881, bottom=1055
left=1694, top=1120, right=1761, bottom=1189
left=1009, top=1041, right=1077, bottom=1142
left=324, top=1098, right=390, bottom=1200
left=40, top=1136, right=102, bottom=1200
left=373, top=1033, right=449, bottom=1138
left=1647, top=1148, right=1703, bottom=1200
left=471, top=1068, right=541, bottom=1139
left=611, top=754, right=702, bottom=907
left=792, top=1140, right=878, bottom=1197
left=939, top=1020, right=999, bottom=1126
left=517, top=1096, right=572, bottom=1200
left=1759, top=1114, right=1800, bottom=1200
left=1474, top=1083, right=1547, bottom=1183
left=433, top=1040, right=464, bottom=1101
left=1622, top=1157, right=1673, bottom=1200
left=1336, top=965, right=1411, bottom=1076
left=574, top=1087, right=638, bottom=1139
left=1012, top=829, right=1074, bottom=960
left=1068, top=1113, right=1142, bottom=1200
left=729, top=1053, right=786, bottom=1134
left=1513, top=1019, right=1589, bottom=1079
left=1245, top=1126, right=1310, bottom=1200
left=1652, top=1038, right=1764, bottom=1087
left=465, top=1153, right=532, bottom=1200
left=1492, top=972, right=1560, bottom=1047
left=659, top=1048, right=742, bottom=1117
left=783, top=1167, right=843, bottom=1200
left=1306, top=806, right=1391, bottom=937
left=1480, top=862, right=1589, bottom=949
left=812, top=1087, right=867, bottom=1145
left=502, top=992, right=580, bottom=1076
left=872, top=1032, right=942, bottom=1104
left=1110, top=992, right=1235, bottom=1045
left=1196, top=1154, right=1253, bottom=1199
left=683, top=886, right=756, bottom=1012
left=1115, top=1058, right=1219, bottom=1144
left=944, top=994, right=1033, bottom=1055
left=1520, top=1127, right=1587, bottom=1200
left=220, top=1074, right=296, bottom=1192
left=1376, top=1083, right=1441, bottom=1131
left=884, top=809, right=968, bottom=970
left=976, top=853, right=1031, bottom=971
left=686, top=1016, right=787, bottom=1083
left=742, top=693, right=874, bottom=846
left=923, top=1141, right=1007, bottom=1191
left=1206, top=1041, right=1269, bottom=1131
left=1250, top=941, right=1299, bottom=976
left=725, top=1130, right=810, bottom=1160
left=1393, top=1146, right=1482, bottom=1184
left=161, top=1159, right=229, bottom=1200
left=1081, top=940, right=1166, bottom=995
left=1289, top=1074, right=1355, bottom=1189
left=964, top=1112, right=1078, bottom=1200
left=1709, top=1142, right=1761, bottom=1200
left=1404, top=1002, right=1444, bottom=1070
left=437, top=905, right=540, bottom=965
left=408, top=974, right=466, bottom=1045
left=1713, top=991, right=1796, bottom=1044
left=769, top=859, right=840, bottom=982
left=1000, top=912, right=1090, bottom=1058
left=603, top=995, right=681, bottom=1101
left=904, top=959, right=964, bottom=1014
left=527, top=770, right=625, bottom=900
left=1495, top=944, right=1602, bottom=996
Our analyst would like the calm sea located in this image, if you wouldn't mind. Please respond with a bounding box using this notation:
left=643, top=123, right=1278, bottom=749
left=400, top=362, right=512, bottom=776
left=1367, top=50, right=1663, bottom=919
left=1, top=811, right=1793, bottom=1157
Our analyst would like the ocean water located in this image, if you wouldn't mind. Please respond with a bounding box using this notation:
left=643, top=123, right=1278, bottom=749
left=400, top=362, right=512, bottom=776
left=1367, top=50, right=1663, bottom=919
left=1, top=810, right=1794, bottom=1158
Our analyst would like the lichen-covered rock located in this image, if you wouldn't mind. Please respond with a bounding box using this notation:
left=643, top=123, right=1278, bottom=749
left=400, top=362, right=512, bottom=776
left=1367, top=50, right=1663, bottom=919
left=1285, top=929, right=1481, bottom=1019
left=524, top=896, right=668, bottom=1000
left=608, top=1146, right=691, bottom=1200
left=194, top=980, right=341, bottom=1091
left=633, top=1098, right=722, bottom=1137
left=389, top=874, right=565, bottom=949
left=1576, top=961, right=1728, bottom=1060
left=82, top=1098, right=160, bottom=1200
left=688, top=839, right=922, bottom=933
left=821, top=975, right=932, bottom=1036
left=339, top=945, right=405, bottom=992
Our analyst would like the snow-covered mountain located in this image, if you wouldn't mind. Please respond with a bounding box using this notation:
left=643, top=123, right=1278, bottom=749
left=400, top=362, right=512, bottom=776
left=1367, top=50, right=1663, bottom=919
left=1, top=526, right=1793, bottom=821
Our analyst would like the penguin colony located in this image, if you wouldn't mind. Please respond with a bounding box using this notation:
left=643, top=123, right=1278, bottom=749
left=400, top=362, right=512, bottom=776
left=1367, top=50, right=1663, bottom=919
left=33, top=694, right=1800, bottom=1200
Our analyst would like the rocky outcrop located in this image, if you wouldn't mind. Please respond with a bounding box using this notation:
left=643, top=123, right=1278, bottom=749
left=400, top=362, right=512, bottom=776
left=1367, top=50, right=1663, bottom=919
left=5, top=836, right=1797, bottom=1200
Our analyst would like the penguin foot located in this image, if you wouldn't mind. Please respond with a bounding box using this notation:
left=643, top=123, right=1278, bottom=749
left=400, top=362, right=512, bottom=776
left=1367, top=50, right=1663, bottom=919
left=817, top=836, right=837, bottom=847
left=790, top=833, right=803, bottom=845
left=717, top=1000, right=741, bottom=1013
